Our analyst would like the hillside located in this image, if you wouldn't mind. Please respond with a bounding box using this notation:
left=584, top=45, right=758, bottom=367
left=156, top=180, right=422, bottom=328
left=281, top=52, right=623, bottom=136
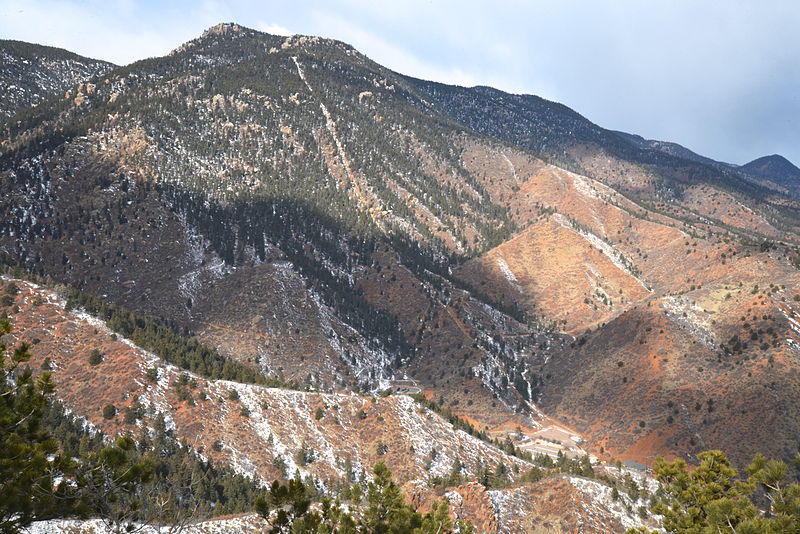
left=453, top=134, right=800, bottom=468
left=1, top=276, right=657, bottom=533
left=0, top=40, right=114, bottom=120
left=25, top=473, right=655, bottom=534
left=2, top=278, right=527, bottom=483
left=411, top=78, right=800, bottom=238
left=2, top=21, right=800, bottom=481
left=0, top=23, right=564, bottom=429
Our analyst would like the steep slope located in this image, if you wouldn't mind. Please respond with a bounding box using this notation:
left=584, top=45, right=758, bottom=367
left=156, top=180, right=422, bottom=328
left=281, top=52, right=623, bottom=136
left=5, top=276, right=659, bottom=533
left=452, top=136, right=800, bottom=467
left=456, top=136, right=795, bottom=326
left=612, top=130, right=725, bottom=167
left=3, top=23, right=800, bottom=473
left=2, top=277, right=527, bottom=484
left=0, top=40, right=114, bottom=120
left=27, top=475, right=657, bottom=534
left=537, top=277, right=800, bottom=469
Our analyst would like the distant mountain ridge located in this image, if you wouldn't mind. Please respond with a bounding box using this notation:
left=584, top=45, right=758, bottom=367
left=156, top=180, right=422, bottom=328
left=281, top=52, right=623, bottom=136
left=740, top=154, right=800, bottom=185
left=0, top=39, right=114, bottom=120
left=411, top=76, right=800, bottom=232
left=611, top=130, right=726, bottom=167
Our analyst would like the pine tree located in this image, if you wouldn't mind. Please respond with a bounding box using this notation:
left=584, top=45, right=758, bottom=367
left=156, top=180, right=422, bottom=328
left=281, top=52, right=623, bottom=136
left=73, top=436, right=156, bottom=533
left=626, top=449, right=800, bottom=534
left=361, top=462, right=421, bottom=534
left=0, top=319, right=70, bottom=534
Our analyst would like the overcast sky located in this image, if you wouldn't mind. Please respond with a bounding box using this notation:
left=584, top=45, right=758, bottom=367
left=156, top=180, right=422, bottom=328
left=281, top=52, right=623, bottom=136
left=2, top=0, right=798, bottom=166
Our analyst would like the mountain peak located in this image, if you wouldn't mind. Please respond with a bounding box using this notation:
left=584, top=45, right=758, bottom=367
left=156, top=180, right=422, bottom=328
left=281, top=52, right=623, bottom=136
left=168, top=22, right=280, bottom=58
left=0, top=39, right=113, bottom=119
left=740, top=154, right=800, bottom=185
left=201, top=22, right=248, bottom=38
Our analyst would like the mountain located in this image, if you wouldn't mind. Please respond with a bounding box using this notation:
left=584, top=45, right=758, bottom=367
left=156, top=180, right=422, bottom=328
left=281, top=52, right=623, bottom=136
left=740, top=154, right=800, bottom=190
left=611, top=130, right=727, bottom=167
left=2, top=23, right=800, bottom=530
left=0, top=23, right=562, bottom=427
left=27, top=476, right=655, bottom=534
left=0, top=39, right=114, bottom=120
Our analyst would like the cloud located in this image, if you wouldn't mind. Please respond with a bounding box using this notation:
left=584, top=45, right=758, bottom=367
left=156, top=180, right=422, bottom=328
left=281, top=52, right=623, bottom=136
left=0, top=0, right=217, bottom=64
left=256, top=22, right=292, bottom=36
left=306, top=10, right=483, bottom=88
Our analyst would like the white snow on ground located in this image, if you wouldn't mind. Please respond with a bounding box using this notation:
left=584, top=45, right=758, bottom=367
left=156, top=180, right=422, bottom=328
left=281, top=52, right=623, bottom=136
left=488, top=475, right=658, bottom=533
left=176, top=221, right=232, bottom=305
left=291, top=55, right=383, bottom=229
left=553, top=213, right=651, bottom=291
left=501, top=152, right=518, bottom=182
left=25, top=515, right=266, bottom=534
left=70, top=310, right=108, bottom=332
left=487, top=487, right=528, bottom=532
left=777, top=306, right=800, bottom=355
left=661, top=295, right=717, bottom=349
left=780, top=306, right=800, bottom=337
left=568, top=476, right=653, bottom=531
left=11, top=279, right=531, bottom=501
left=392, top=395, right=529, bottom=477
left=570, top=172, right=601, bottom=201
left=309, top=288, right=394, bottom=388
left=496, top=256, right=518, bottom=283
left=136, top=364, right=177, bottom=432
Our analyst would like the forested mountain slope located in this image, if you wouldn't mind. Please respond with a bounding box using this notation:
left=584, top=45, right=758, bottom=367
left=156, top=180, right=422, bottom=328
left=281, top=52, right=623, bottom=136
left=0, top=24, right=562, bottom=432
left=411, top=77, right=800, bottom=237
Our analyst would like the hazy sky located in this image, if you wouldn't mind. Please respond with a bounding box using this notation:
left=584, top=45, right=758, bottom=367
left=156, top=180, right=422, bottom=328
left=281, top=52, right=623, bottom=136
left=2, top=0, right=798, bottom=166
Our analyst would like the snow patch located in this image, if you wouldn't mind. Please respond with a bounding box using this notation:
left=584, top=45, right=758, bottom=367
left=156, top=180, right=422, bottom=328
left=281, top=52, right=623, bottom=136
left=496, top=256, right=518, bottom=283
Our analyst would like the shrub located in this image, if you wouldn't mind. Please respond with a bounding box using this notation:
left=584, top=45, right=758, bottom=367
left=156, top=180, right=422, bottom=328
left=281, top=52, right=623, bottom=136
left=145, top=367, right=159, bottom=382
left=89, top=349, right=104, bottom=366
left=103, top=404, right=117, bottom=419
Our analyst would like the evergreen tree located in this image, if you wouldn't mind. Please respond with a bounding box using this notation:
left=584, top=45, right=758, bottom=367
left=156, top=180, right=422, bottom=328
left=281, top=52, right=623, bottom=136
left=626, top=449, right=800, bottom=534
left=73, top=436, right=157, bottom=533
left=0, top=319, right=70, bottom=534
left=361, top=462, right=421, bottom=534
left=416, top=500, right=474, bottom=534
